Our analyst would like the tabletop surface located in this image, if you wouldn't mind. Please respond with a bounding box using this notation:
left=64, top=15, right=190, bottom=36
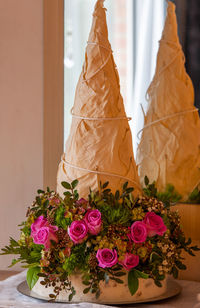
left=0, top=270, right=200, bottom=308
left=0, top=270, right=19, bottom=281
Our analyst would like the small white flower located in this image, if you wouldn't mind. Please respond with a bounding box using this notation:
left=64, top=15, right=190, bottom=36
left=162, top=260, right=168, bottom=266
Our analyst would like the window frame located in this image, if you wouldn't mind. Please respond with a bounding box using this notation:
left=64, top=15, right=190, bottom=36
left=43, top=0, right=64, bottom=189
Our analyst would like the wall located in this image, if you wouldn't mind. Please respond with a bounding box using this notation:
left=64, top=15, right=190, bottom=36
left=0, top=0, right=43, bottom=270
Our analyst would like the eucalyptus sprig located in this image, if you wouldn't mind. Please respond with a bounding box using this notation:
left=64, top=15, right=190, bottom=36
left=143, top=176, right=181, bottom=207
left=188, top=187, right=200, bottom=204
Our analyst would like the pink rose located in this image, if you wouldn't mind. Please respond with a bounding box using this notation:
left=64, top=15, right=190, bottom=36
left=32, top=226, right=58, bottom=250
left=96, top=248, right=118, bottom=268
left=130, top=221, right=147, bottom=243
left=68, top=220, right=88, bottom=244
left=31, top=216, right=58, bottom=250
left=119, top=253, right=139, bottom=271
left=143, top=212, right=167, bottom=237
left=31, top=216, right=47, bottom=233
left=84, top=209, right=102, bottom=235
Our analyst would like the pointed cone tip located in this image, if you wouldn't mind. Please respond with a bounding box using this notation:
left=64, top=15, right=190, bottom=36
left=161, top=0, right=179, bottom=44
left=167, top=1, right=176, bottom=13
left=94, top=0, right=105, bottom=10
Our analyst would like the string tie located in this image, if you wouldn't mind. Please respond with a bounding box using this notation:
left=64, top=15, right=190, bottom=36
left=137, top=108, right=198, bottom=139
left=62, top=157, right=141, bottom=190
left=70, top=109, right=132, bottom=121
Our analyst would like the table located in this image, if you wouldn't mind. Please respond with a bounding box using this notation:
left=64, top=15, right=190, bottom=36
left=0, top=271, right=200, bottom=308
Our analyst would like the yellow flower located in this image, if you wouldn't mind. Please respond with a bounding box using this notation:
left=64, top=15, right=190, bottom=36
left=40, top=259, right=50, bottom=267
left=109, top=243, right=114, bottom=249
left=18, top=232, right=26, bottom=246
left=132, top=207, right=145, bottom=221
left=27, top=214, right=35, bottom=226
left=65, top=211, right=72, bottom=219
left=59, top=251, right=65, bottom=263
left=118, top=253, right=125, bottom=262
left=137, top=247, right=148, bottom=258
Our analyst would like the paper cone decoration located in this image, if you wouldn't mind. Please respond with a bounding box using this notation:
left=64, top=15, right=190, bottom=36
left=136, top=1, right=200, bottom=200
left=57, top=0, right=141, bottom=198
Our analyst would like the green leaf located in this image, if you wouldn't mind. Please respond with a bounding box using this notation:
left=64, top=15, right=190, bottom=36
left=112, top=265, right=122, bottom=271
left=8, top=258, right=21, bottom=268
left=64, top=191, right=72, bottom=197
left=150, top=252, right=162, bottom=263
left=157, top=184, right=181, bottom=203
left=37, top=273, right=46, bottom=278
left=128, top=270, right=139, bottom=296
left=175, top=261, right=186, bottom=270
left=82, top=281, right=90, bottom=285
left=36, top=196, right=41, bottom=206
left=191, top=246, right=200, bottom=251
left=103, top=189, right=111, bottom=194
left=172, top=266, right=178, bottom=279
left=43, top=199, right=49, bottom=208
left=61, top=181, right=71, bottom=190
left=185, top=238, right=192, bottom=245
left=188, top=187, right=200, bottom=203
left=110, top=277, right=124, bottom=284
left=135, top=270, right=149, bottom=279
left=37, top=189, right=44, bottom=194
left=95, top=289, right=100, bottom=299
left=123, top=182, right=128, bottom=190
left=126, top=187, right=134, bottom=194
left=114, top=271, right=126, bottom=277
left=154, top=280, right=162, bottom=287
left=27, top=266, right=40, bottom=290
left=188, top=250, right=195, bottom=256
left=115, top=190, right=120, bottom=200
left=83, top=287, right=91, bottom=294
left=71, top=179, right=78, bottom=189
left=144, top=176, right=149, bottom=186
left=102, top=182, right=109, bottom=189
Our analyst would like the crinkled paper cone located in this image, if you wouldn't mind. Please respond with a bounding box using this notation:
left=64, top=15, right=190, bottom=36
left=136, top=2, right=200, bottom=201
left=57, top=0, right=141, bottom=198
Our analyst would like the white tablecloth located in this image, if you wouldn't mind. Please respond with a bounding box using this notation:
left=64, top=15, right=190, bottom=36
left=0, top=271, right=200, bottom=308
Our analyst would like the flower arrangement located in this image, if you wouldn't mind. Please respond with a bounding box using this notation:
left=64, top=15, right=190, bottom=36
left=1, top=179, right=199, bottom=301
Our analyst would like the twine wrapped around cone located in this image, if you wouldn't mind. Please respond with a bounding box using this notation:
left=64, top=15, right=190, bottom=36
left=57, top=0, right=141, bottom=198
left=136, top=1, right=200, bottom=201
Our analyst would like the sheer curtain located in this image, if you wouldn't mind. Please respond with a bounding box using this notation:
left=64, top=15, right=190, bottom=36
left=64, top=0, right=166, bottom=154
left=126, top=0, right=166, bottom=153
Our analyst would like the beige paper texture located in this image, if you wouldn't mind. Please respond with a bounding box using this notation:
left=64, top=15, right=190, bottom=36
left=57, top=0, right=141, bottom=198
left=136, top=2, right=200, bottom=200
